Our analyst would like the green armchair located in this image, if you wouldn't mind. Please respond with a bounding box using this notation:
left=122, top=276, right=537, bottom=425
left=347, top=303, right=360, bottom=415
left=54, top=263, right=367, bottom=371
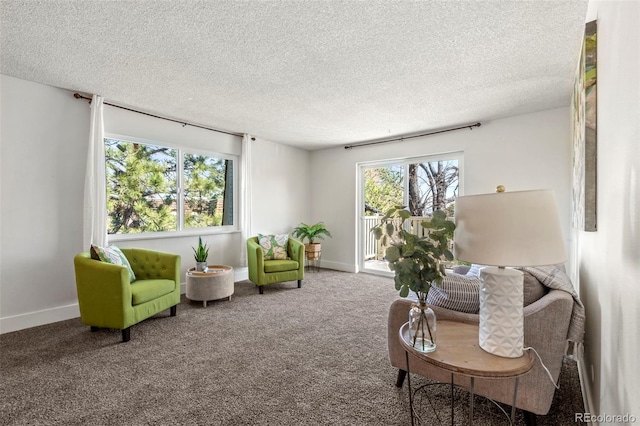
left=74, top=248, right=181, bottom=342
left=247, top=237, right=304, bottom=294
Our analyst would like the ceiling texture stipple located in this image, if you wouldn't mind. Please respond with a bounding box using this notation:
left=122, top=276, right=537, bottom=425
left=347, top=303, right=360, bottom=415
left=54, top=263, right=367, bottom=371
left=1, top=1, right=588, bottom=150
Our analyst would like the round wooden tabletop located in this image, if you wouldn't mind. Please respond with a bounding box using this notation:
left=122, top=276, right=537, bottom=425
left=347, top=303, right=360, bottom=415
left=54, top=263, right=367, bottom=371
left=186, top=264, right=233, bottom=276
left=399, top=320, right=535, bottom=378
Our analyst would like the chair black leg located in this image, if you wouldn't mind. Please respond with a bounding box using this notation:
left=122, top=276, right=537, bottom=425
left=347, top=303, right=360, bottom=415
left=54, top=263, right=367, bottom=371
left=90, top=326, right=99, bottom=332
left=121, top=327, right=131, bottom=342
left=259, top=286, right=264, bottom=294
left=523, top=410, right=537, bottom=426
left=396, top=369, right=407, bottom=387
left=170, top=305, right=177, bottom=316
left=298, top=279, right=302, bottom=288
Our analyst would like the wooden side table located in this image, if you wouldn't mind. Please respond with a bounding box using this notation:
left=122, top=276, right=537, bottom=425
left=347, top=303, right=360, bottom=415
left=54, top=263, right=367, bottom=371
left=186, top=265, right=234, bottom=307
left=399, top=320, right=535, bottom=425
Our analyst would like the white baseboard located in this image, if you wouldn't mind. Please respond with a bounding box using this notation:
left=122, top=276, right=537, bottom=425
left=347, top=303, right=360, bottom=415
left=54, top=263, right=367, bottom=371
left=0, top=303, right=80, bottom=334
left=3, top=268, right=251, bottom=335
left=315, top=260, right=357, bottom=273
left=578, top=357, right=597, bottom=425
left=234, top=267, right=248, bottom=282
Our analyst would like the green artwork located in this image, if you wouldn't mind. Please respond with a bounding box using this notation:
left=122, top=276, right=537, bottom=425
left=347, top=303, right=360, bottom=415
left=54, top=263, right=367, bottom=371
left=572, top=20, right=597, bottom=232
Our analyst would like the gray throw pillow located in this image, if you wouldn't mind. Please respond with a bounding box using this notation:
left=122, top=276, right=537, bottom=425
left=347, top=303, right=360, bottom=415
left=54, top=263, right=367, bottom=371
left=427, top=269, right=546, bottom=312
left=427, top=273, right=481, bottom=314
left=522, top=270, right=547, bottom=306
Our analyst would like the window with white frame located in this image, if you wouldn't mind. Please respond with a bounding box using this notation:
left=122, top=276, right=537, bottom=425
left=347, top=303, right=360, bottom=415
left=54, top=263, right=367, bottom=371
left=105, top=136, right=236, bottom=236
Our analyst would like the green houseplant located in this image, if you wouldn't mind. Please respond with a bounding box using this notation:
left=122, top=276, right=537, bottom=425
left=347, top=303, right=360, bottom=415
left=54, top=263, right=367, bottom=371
left=292, top=222, right=332, bottom=260
left=372, top=207, right=455, bottom=352
left=192, top=237, right=209, bottom=272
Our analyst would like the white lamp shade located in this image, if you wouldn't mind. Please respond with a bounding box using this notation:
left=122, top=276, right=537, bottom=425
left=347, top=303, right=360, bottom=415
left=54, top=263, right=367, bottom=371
left=454, top=189, right=567, bottom=267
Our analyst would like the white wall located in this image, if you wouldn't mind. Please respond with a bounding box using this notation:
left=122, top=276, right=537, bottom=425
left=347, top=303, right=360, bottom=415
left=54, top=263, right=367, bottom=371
left=0, top=75, right=311, bottom=333
left=104, top=105, right=241, bottom=156
left=1, top=75, right=89, bottom=332
left=310, top=108, right=572, bottom=273
left=576, top=0, right=640, bottom=419
left=249, top=137, right=311, bottom=236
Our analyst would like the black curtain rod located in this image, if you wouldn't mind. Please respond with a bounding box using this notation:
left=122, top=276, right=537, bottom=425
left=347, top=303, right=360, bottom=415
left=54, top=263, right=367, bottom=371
left=344, top=122, right=482, bottom=149
left=73, top=93, right=243, bottom=138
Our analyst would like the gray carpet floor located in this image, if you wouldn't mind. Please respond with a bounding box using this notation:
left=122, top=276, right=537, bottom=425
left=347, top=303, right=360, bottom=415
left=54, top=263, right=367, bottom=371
left=0, top=269, right=585, bottom=425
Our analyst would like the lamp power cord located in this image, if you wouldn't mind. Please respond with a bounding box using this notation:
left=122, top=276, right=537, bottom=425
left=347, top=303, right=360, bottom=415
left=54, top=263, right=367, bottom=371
left=524, top=346, right=560, bottom=390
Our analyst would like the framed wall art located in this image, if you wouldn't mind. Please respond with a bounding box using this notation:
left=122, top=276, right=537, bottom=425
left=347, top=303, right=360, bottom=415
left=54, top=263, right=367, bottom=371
left=572, top=20, right=597, bottom=232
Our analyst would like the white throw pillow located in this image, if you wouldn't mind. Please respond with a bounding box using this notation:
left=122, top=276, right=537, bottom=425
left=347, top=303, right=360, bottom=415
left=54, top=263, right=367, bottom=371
left=90, top=244, right=136, bottom=283
left=257, top=233, right=289, bottom=260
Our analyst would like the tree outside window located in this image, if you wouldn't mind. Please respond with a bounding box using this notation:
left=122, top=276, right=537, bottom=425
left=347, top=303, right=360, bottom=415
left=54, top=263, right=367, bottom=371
left=183, top=154, right=232, bottom=228
left=105, top=137, right=235, bottom=235
left=363, top=159, right=459, bottom=218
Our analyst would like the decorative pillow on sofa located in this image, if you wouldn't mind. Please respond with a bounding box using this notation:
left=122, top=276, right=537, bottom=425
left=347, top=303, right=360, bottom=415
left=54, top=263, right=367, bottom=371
left=522, top=270, right=548, bottom=306
left=427, top=273, right=481, bottom=314
left=90, top=244, right=136, bottom=283
left=257, top=234, right=289, bottom=260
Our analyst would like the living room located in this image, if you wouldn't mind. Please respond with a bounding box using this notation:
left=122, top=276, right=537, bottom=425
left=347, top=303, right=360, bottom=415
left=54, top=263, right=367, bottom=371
left=1, top=0, right=638, bottom=424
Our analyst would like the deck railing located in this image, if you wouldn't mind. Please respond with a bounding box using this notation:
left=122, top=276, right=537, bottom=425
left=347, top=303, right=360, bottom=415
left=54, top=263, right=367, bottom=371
left=362, top=215, right=440, bottom=261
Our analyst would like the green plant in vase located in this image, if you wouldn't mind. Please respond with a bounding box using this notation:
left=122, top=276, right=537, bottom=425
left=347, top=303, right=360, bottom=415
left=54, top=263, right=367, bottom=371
left=292, top=222, right=332, bottom=260
left=372, top=207, right=455, bottom=352
left=192, top=237, right=209, bottom=272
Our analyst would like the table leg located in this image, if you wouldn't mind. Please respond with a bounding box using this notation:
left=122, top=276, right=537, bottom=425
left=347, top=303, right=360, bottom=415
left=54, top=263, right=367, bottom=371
left=511, top=377, right=519, bottom=424
left=203, top=300, right=207, bottom=308
left=405, top=351, right=414, bottom=426
left=450, top=373, right=454, bottom=426
left=469, top=376, right=475, bottom=425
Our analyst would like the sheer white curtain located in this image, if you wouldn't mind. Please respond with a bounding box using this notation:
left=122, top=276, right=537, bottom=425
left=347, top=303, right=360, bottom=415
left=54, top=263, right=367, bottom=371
left=239, top=134, right=253, bottom=266
left=82, top=95, right=107, bottom=249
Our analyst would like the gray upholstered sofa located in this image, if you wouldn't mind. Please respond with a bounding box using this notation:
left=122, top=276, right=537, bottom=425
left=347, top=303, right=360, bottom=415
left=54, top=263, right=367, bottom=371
left=387, top=267, right=574, bottom=422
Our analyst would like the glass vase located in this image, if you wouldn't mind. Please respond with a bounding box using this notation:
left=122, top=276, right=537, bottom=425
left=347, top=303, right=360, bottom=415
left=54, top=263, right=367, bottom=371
left=409, top=302, right=437, bottom=353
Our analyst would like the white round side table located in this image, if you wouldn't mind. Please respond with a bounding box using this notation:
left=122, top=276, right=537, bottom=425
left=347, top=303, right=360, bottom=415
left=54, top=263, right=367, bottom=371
left=186, top=265, right=234, bottom=307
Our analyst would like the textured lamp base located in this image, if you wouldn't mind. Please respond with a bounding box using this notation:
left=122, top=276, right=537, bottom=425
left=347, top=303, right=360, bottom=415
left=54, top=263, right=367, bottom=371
left=479, top=267, right=524, bottom=358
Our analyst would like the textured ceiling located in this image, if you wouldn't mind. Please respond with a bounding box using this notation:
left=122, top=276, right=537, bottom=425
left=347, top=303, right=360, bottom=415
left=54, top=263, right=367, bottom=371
left=1, top=1, right=588, bottom=150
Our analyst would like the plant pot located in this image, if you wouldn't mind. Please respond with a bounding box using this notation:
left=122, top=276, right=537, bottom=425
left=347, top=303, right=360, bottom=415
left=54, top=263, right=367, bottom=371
left=304, top=243, right=322, bottom=260
left=195, top=262, right=208, bottom=272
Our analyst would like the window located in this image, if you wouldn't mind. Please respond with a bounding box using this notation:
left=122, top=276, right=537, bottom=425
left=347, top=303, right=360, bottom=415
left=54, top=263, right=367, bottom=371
left=359, top=152, right=463, bottom=274
left=362, top=154, right=462, bottom=218
left=105, top=136, right=236, bottom=236
left=183, top=153, right=233, bottom=228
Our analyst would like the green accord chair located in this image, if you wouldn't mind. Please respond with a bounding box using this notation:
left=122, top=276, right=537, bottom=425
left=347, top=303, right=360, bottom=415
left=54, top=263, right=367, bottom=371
left=74, top=248, right=181, bottom=342
left=247, top=236, right=304, bottom=294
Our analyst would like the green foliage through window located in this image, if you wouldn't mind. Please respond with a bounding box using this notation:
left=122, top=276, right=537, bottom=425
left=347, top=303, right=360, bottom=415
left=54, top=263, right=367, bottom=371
left=183, top=154, right=232, bottom=228
left=105, top=137, right=234, bottom=235
left=364, top=166, right=403, bottom=216
left=363, top=159, right=459, bottom=219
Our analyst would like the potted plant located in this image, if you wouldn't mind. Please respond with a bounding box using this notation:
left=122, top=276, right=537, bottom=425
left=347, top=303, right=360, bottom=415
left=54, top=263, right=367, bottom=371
left=372, top=207, right=455, bottom=353
left=192, top=236, right=209, bottom=272
left=292, top=222, right=332, bottom=260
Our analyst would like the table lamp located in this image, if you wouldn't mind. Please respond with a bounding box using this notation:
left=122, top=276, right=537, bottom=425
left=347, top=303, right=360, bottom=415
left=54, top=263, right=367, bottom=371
left=453, top=187, right=567, bottom=358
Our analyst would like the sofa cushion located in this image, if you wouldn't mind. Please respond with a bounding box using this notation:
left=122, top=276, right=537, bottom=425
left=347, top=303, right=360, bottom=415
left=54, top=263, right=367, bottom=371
left=522, top=270, right=548, bottom=306
left=130, top=279, right=175, bottom=305
left=427, top=273, right=481, bottom=313
left=465, top=264, right=486, bottom=277
left=427, top=269, right=547, bottom=312
left=264, top=259, right=299, bottom=273
left=90, top=244, right=136, bottom=283
left=258, top=234, right=289, bottom=260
